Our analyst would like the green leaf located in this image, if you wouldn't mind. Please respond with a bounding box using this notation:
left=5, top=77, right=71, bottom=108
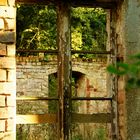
left=107, top=65, right=118, bottom=74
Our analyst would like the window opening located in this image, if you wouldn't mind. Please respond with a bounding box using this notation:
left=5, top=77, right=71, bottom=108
left=16, top=2, right=117, bottom=140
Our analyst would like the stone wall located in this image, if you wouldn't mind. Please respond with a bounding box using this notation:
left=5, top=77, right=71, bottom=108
left=124, top=0, right=140, bottom=139
left=16, top=56, right=109, bottom=139
left=0, top=1, right=16, bottom=140
left=16, top=57, right=107, bottom=98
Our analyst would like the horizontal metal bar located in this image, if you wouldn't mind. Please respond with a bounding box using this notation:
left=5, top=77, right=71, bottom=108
left=16, top=49, right=58, bottom=54
left=72, top=1, right=116, bottom=9
left=16, top=49, right=112, bottom=55
left=16, top=0, right=116, bottom=9
left=72, top=113, right=112, bottom=123
left=71, top=97, right=112, bottom=101
left=16, top=114, right=57, bottom=124
left=16, top=97, right=59, bottom=101
left=72, top=50, right=111, bottom=54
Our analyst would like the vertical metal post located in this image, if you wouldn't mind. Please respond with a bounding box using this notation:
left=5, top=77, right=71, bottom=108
left=57, top=2, right=72, bottom=140
left=110, top=9, right=118, bottom=140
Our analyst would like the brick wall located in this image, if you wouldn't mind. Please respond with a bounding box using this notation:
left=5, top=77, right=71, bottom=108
left=0, top=1, right=16, bottom=140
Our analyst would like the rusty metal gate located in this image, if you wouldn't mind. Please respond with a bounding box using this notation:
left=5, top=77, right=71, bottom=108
left=16, top=1, right=118, bottom=140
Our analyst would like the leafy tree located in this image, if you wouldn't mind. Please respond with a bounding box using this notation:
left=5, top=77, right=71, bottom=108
left=17, top=5, right=57, bottom=50
left=17, top=5, right=107, bottom=57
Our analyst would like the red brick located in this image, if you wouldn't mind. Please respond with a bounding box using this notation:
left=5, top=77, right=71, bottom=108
left=0, top=57, right=15, bottom=69
left=119, top=116, right=125, bottom=127
left=0, top=43, right=6, bottom=56
left=0, top=69, right=6, bottom=81
left=7, top=44, right=15, bottom=56
left=118, top=104, right=125, bottom=116
left=118, top=90, right=125, bottom=104
left=0, top=95, right=6, bottom=106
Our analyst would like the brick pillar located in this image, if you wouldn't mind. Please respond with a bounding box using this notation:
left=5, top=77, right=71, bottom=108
left=0, top=0, right=16, bottom=140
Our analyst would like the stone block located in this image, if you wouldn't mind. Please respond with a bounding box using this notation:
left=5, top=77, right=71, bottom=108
left=0, top=69, right=6, bottom=81
left=0, top=43, right=6, bottom=56
left=0, top=57, right=15, bottom=69
left=0, top=120, right=5, bottom=132
left=0, top=95, right=5, bottom=106
left=0, top=0, right=7, bottom=6
left=7, top=44, right=15, bottom=56
left=0, top=31, right=15, bottom=43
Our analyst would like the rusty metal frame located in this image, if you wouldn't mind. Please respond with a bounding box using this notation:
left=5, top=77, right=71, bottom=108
left=16, top=0, right=117, bottom=9
left=16, top=49, right=112, bottom=55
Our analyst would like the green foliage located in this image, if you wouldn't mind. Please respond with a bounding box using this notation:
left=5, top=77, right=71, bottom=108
left=17, top=5, right=107, bottom=58
left=71, top=8, right=106, bottom=51
left=107, top=53, right=140, bottom=88
left=48, top=74, right=57, bottom=113
left=17, top=5, right=57, bottom=50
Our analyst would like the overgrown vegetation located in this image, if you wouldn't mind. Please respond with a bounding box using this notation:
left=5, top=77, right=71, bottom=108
left=107, top=54, right=140, bottom=89
left=16, top=5, right=107, bottom=58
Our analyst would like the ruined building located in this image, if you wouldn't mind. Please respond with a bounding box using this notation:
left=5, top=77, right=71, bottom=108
left=0, top=0, right=140, bottom=140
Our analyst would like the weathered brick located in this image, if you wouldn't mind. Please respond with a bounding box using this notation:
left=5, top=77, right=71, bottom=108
left=0, top=18, right=4, bottom=30
left=0, top=82, right=16, bottom=94
left=7, top=44, right=15, bottom=56
left=0, top=69, right=6, bottom=81
left=0, top=0, right=7, bottom=6
left=6, top=96, right=15, bottom=107
left=0, top=43, right=6, bottom=56
left=0, top=57, right=15, bottom=69
left=0, top=18, right=15, bottom=31
left=7, top=0, right=15, bottom=6
left=6, top=119, right=14, bottom=131
left=0, top=120, right=5, bottom=132
left=0, top=7, right=16, bottom=18
left=0, top=107, right=14, bottom=119
left=118, top=90, right=125, bottom=104
left=7, top=70, right=16, bottom=82
left=119, top=116, right=125, bottom=127
left=0, top=31, right=15, bottom=43
left=0, top=95, right=5, bottom=106
left=0, top=132, right=15, bottom=140
left=118, top=104, right=125, bottom=116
